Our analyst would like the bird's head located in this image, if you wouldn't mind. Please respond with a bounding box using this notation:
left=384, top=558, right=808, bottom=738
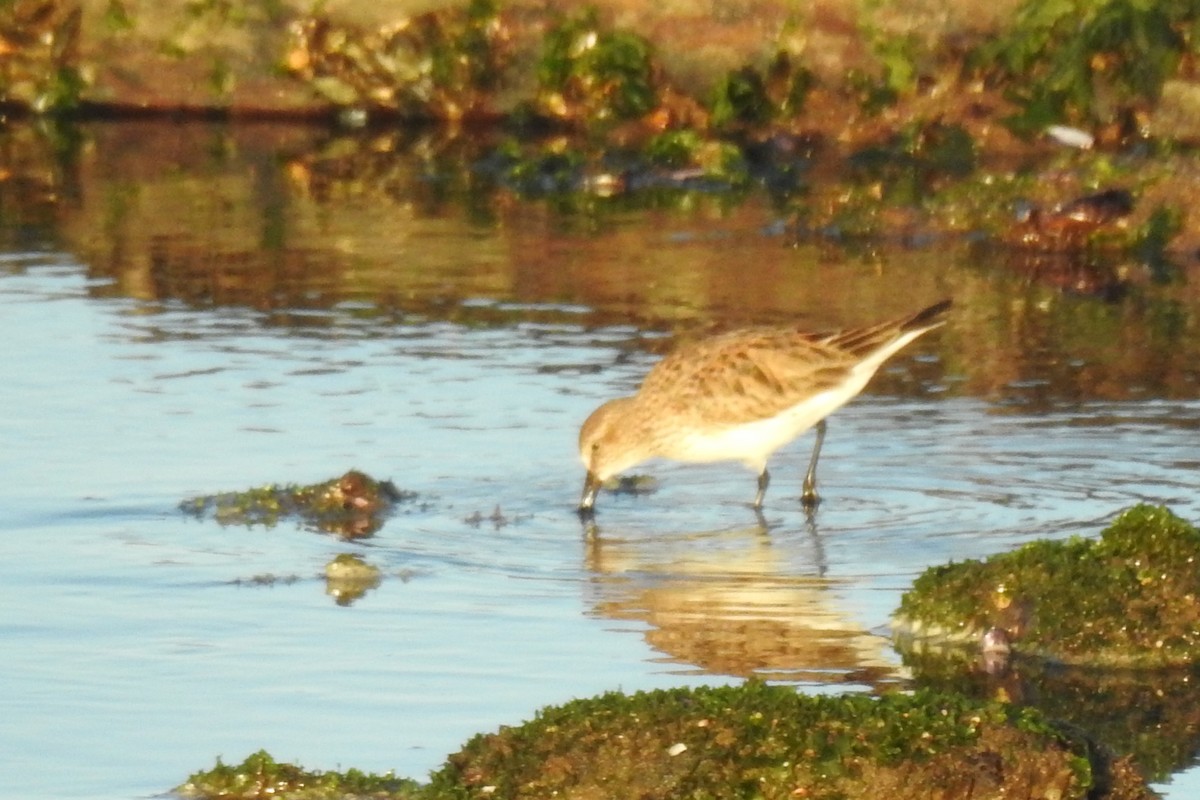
left=578, top=396, right=654, bottom=484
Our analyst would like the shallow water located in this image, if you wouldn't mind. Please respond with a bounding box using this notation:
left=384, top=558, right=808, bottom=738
left=2, top=122, right=1200, bottom=798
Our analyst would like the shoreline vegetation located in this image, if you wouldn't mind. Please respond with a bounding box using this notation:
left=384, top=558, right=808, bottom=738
left=7, top=0, right=1200, bottom=261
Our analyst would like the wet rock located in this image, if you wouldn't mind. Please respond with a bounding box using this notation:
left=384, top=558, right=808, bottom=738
left=181, top=469, right=415, bottom=538
left=178, top=749, right=422, bottom=799
left=1005, top=188, right=1134, bottom=253
left=894, top=504, right=1200, bottom=668
left=428, top=682, right=1154, bottom=799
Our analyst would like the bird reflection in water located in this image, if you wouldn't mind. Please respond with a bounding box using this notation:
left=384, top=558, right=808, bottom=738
left=581, top=516, right=904, bottom=687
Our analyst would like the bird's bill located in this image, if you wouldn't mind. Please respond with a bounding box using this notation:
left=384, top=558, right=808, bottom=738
left=578, top=471, right=601, bottom=513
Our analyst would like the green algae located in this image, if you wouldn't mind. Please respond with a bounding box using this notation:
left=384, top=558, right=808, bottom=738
left=178, top=749, right=422, bottom=800
left=177, top=686, right=1158, bottom=799
left=535, top=8, right=659, bottom=126
left=181, top=469, right=415, bottom=537
left=895, top=504, right=1200, bottom=668
left=425, top=682, right=1149, bottom=800
left=709, top=52, right=815, bottom=130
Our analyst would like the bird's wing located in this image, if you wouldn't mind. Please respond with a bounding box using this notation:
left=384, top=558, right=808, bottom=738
left=639, top=329, right=854, bottom=425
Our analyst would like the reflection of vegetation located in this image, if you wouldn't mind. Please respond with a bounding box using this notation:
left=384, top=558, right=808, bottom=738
left=0, top=120, right=81, bottom=241
left=902, top=649, right=1200, bottom=784
left=428, top=683, right=1148, bottom=799
left=847, top=120, right=976, bottom=207
left=181, top=470, right=414, bottom=538
left=178, top=749, right=421, bottom=800
left=1132, top=204, right=1185, bottom=279
left=896, top=505, right=1200, bottom=668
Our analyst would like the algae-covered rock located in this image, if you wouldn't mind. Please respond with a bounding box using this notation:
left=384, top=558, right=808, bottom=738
left=178, top=685, right=1157, bottom=799
left=894, top=504, right=1200, bottom=668
left=425, top=682, right=1153, bottom=800
left=177, top=749, right=422, bottom=800
left=181, top=469, right=415, bottom=538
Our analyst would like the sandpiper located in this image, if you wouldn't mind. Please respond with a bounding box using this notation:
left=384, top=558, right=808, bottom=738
left=578, top=299, right=951, bottom=513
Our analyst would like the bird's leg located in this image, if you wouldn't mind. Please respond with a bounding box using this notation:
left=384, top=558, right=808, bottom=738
left=754, top=467, right=770, bottom=509
left=578, top=471, right=601, bottom=517
left=801, top=419, right=827, bottom=507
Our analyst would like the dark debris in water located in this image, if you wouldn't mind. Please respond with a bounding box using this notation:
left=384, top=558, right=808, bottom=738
left=463, top=504, right=527, bottom=529
left=230, top=573, right=304, bottom=588
left=180, top=469, right=416, bottom=538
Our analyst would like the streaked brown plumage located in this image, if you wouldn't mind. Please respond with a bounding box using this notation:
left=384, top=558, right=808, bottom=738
left=578, top=299, right=951, bottom=513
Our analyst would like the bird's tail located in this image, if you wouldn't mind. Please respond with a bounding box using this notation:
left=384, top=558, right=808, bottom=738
left=900, top=299, right=953, bottom=332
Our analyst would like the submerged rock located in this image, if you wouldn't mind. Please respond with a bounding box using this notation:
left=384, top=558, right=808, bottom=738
left=894, top=504, right=1200, bottom=668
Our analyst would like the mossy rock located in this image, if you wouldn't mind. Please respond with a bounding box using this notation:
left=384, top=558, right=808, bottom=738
left=426, top=682, right=1153, bottom=800
left=895, top=504, right=1200, bottom=668
left=180, top=469, right=415, bottom=537
left=177, top=749, right=422, bottom=799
